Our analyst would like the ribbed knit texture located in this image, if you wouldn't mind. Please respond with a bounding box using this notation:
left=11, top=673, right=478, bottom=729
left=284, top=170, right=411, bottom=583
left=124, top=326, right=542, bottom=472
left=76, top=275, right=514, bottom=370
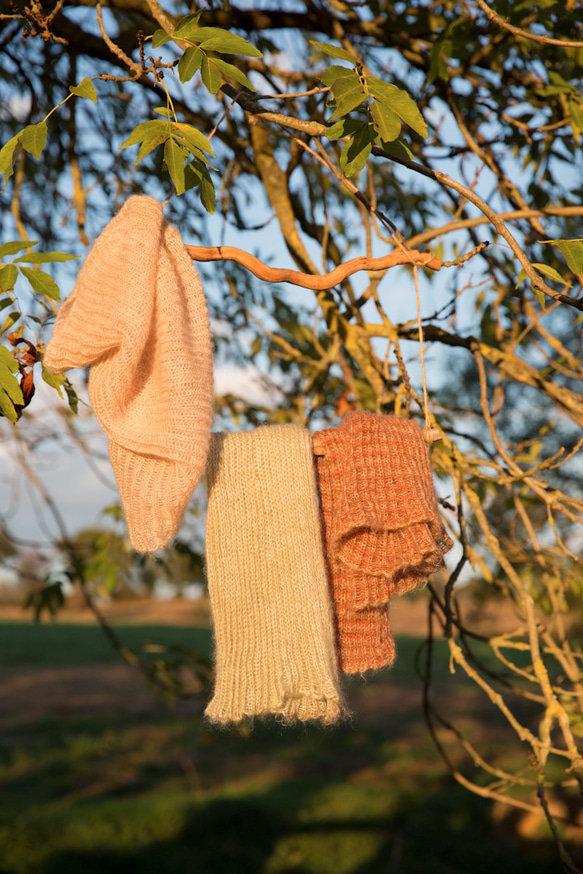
left=205, top=425, right=344, bottom=725
left=316, top=411, right=453, bottom=674
left=43, top=196, right=214, bottom=552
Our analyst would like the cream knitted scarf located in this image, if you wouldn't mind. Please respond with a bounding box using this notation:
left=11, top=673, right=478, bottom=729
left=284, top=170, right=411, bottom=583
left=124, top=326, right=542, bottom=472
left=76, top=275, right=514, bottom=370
left=43, top=196, right=214, bottom=552
left=205, top=425, right=344, bottom=725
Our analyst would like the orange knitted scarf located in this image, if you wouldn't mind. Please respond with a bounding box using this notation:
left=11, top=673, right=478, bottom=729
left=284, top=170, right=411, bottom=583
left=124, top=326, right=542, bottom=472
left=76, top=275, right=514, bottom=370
left=316, top=411, right=453, bottom=673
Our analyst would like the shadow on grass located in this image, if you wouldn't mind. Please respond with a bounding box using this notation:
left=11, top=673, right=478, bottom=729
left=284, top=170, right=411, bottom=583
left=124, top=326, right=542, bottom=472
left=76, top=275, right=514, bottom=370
left=0, top=623, right=571, bottom=874
left=35, top=784, right=563, bottom=874
left=0, top=711, right=566, bottom=874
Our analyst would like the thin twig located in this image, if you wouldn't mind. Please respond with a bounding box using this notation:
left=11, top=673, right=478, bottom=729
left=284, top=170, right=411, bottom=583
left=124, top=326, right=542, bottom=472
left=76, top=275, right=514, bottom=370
left=96, top=2, right=142, bottom=78
left=470, top=0, right=583, bottom=49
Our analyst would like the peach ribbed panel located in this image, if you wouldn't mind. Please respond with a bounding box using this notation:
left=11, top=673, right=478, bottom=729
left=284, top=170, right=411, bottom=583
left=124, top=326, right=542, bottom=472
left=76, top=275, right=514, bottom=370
left=316, top=411, right=453, bottom=674
left=205, top=425, right=344, bottom=725
left=43, top=196, right=213, bottom=552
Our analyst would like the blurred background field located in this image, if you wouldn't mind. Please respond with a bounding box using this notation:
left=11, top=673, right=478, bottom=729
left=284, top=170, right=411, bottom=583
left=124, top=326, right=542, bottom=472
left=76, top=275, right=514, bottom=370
left=0, top=593, right=578, bottom=874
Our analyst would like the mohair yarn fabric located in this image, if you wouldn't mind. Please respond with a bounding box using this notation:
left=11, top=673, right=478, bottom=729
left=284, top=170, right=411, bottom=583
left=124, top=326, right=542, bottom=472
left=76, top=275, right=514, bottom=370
left=316, top=411, right=453, bottom=674
left=43, top=195, right=213, bottom=552
left=205, top=425, right=344, bottom=725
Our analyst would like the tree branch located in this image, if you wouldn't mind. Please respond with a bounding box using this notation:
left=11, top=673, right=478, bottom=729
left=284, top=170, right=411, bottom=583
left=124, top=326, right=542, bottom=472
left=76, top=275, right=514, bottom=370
left=186, top=244, right=441, bottom=288
left=371, top=146, right=583, bottom=312
left=470, top=0, right=583, bottom=49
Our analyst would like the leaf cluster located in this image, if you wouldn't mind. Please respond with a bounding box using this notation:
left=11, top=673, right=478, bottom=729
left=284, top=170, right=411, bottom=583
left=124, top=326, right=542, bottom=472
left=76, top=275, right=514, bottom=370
left=0, top=78, right=97, bottom=188
left=0, top=241, right=78, bottom=421
left=153, top=12, right=262, bottom=93
left=313, top=40, right=427, bottom=177
left=120, top=15, right=263, bottom=205
left=121, top=117, right=216, bottom=206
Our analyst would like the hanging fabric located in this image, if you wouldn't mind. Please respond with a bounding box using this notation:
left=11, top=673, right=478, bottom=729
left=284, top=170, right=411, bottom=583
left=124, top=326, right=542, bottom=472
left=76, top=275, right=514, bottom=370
left=43, top=196, right=214, bottom=552
left=315, top=411, right=453, bottom=674
left=205, top=425, right=345, bottom=725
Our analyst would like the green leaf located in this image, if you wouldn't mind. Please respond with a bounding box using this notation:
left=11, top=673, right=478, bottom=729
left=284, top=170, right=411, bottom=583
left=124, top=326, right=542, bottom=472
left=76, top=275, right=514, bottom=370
left=516, top=262, right=570, bottom=306
left=0, top=311, right=19, bottom=334
left=65, top=381, right=78, bottom=414
left=0, top=352, right=24, bottom=408
left=0, top=265, right=18, bottom=291
left=20, top=123, right=48, bottom=160
left=311, top=40, right=354, bottom=63
left=552, top=239, right=583, bottom=276
left=170, top=11, right=204, bottom=40
left=331, top=92, right=367, bottom=120
left=515, top=268, right=527, bottom=288
left=185, top=162, right=216, bottom=213
left=151, top=28, right=172, bottom=48
left=536, top=84, right=573, bottom=97
left=320, top=65, right=354, bottom=87
left=0, top=135, right=23, bottom=184
left=548, top=70, right=576, bottom=91
left=532, top=287, right=546, bottom=308
left=16, top=251, right=78, bottom=264
left=367, top=76, right=428, bottom=139
left=0, top=240, right=38, bottom=259
left=135, top=131, right=168, bottom=165
left=0, top=346, right=18, bottom=372
left=370, top=101, right=401, bottom=143
left=340, top=125, right=373, bottom=177
left=184, top=162, right=201, bottom=193
left=378, top=137, right=414, bottom=161
left=329, top=70, right=361, bottom=98
left=329, top=72, right=366, bottom=120
left=178, top=145, right=217, bottom=170
left=153, top=106, right=173, bottom=117
left=190, top=28, right=263, bottom=57
left=532, top=262, right=571, bottom=286
left=42, top=365, right=66, bottom=397
left=120, top=120, right=169, bottom=150
left=178, top=46, right=204, bottom=83
left=18, top=266, right=61, bottom=301
left=428, top=39, right=450, bottom=86
left=69, top=78, right=97, bottom=103
left=199, top=166, right=216, bottom=214
left=210, top=58, right=255, bottom=92
left=200, top=56, right=222, bottom=94
left=164, top=139, right=188, bottom=195
left=568, top=97, right=583, bottom=143
left=174, top=123, right=214, bottom=156
left=326, top=117, right=365, bottom=141
left=0, top=389, right=18, bottom=422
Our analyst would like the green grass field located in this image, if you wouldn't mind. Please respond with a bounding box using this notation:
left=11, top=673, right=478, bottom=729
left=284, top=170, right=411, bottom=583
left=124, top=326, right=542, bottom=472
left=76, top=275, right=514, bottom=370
left=0, top=619, right=566, bottom=873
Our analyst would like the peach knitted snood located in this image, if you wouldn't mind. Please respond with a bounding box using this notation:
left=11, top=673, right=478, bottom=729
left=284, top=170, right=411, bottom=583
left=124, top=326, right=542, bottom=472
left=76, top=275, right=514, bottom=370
left=316, top=411, right=453, bottom=674
left=205, top=425, right=344, bottom=725
left=43, top=196, right=213, bottom=552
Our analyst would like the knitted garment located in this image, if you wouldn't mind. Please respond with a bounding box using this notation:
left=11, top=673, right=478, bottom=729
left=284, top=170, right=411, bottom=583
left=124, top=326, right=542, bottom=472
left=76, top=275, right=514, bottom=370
left=316, top=411, right=453, bottom=674
left=43, top=196, right=213, bottom=552
left=205, top=425, right=344, bottom=725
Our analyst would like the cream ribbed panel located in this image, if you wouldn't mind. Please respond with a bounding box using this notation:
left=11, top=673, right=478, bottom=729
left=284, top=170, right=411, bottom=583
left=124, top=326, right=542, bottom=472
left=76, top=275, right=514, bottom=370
left=205, top=425, right=344, bottom=724
left=43, top=196, right=213, bottom=551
